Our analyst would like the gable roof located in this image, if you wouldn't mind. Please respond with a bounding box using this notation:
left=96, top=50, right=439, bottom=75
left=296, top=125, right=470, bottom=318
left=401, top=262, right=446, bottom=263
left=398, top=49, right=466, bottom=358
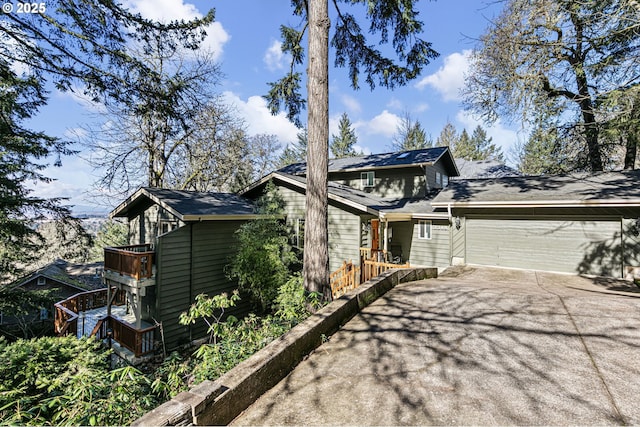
left=279, top=146, right=459, bottom=177
left=432, top=170, right=640, bottom=208
left=241, top=172, right=394, bottom=215
left=110, top=187, right=259, bottom=221
left=12, top=259, right=103, bottom=291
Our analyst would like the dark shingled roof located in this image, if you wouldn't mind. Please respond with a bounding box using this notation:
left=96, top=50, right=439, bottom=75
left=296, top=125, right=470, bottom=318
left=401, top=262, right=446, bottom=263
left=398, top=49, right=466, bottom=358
left=432, top=170, right=640, bottom=205
left=111, top=187, right=256, bottom=219
left=279, top=146, right=457, bottom=176
left=454, top=159, right=520, bottom=179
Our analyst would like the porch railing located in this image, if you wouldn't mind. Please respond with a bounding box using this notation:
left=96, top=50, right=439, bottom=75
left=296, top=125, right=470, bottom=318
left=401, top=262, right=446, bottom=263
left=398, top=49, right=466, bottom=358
left=54, top=288, right=126, bottom=336
left=330, top=260, right=361, bottom=298
left=362, top=259, right=410, bottom=283
left=92, top=316, right=157, bottom=357
left=104, top=244, right=154, bottom=280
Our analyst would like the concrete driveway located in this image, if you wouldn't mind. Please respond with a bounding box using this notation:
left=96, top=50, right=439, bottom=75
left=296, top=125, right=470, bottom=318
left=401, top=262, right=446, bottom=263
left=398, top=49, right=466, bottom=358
left=232, top=266, right=640, bottom=426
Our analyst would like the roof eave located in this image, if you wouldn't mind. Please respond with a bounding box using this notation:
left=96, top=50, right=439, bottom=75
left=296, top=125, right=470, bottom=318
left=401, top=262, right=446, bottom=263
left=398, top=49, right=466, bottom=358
left=431, top=199, right=640, bottom=209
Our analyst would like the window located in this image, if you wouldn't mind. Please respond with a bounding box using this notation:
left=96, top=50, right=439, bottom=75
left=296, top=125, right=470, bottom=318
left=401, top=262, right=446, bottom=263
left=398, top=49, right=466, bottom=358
left=435, top=171, right=449, bottom=188
left=418, top=220, right=432, bottom=240
left=295, top=218, right=305, bottom=249
left=40, top=308, right=48, bottom=320
left=361, top=171, right=375, bottom=188
left=37, top=276, right=46, bottom=286
left=159, top=220, right=177, bottom=236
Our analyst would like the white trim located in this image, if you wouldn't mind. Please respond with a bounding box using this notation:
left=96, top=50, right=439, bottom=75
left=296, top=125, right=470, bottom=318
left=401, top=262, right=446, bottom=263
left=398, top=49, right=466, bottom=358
left=418, top=220, right=432, bottom=240
left=431, top=199, right=640, bottom=209
left=361, top=171, right=375, bottom=188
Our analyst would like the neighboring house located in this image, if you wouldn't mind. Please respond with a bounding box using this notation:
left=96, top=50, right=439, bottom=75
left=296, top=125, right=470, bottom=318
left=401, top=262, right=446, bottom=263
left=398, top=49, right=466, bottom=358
left=431, top=170, right=640, bottom=278
left=55, top=188, right=261, bottom=356
left=3, top=259, right=103, bottom=332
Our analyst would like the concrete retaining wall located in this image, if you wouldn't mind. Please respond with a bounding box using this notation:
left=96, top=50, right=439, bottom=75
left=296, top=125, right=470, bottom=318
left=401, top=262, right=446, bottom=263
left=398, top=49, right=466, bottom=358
left=133, top=268, right=437, bottom=426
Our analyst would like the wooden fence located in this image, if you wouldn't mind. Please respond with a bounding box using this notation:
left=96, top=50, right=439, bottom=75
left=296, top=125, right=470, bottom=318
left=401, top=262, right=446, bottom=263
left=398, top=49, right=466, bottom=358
left=330, top=257, right=410, bottom=299
left=362, top=259, right=410, bottom=283
left=330, top=260, right=360, bottom=298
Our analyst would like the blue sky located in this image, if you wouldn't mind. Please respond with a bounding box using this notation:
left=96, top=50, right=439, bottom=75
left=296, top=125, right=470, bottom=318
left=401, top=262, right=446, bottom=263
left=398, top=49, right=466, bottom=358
left=28, top=0, right=521, bottom=214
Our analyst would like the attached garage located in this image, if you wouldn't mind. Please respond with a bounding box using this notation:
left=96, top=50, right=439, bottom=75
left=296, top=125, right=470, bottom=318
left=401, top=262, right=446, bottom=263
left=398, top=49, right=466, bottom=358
left=431, top=171, right=640, bottom=279
left=465, top=218, right=623, bottom=277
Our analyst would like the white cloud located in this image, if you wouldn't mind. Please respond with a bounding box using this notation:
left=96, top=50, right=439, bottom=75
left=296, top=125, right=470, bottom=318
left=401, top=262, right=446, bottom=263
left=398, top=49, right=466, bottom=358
left=222, top=91, right=299, bottom=144
left=386, top=98, right=403, bottom=110
left=122, top=0, right=229, bottom=60
left=263, top=40, right=287, bottom=71
left=56, top=86, right=107, bottom=113
left=340, top=94, right=362, bottom=114
left=416, top=50, right=471, bottom=102
left=355, top=110, right=401, bottom=138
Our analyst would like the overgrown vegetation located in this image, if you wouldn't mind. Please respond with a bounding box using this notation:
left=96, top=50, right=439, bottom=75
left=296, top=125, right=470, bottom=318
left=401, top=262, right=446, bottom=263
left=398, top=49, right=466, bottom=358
left=0, top=185, right=322, bottom=426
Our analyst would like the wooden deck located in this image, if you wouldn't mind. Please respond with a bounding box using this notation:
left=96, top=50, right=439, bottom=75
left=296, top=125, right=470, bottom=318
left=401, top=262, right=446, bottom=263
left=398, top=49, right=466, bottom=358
left=54, top=288, right=157, bottom=357
left=104, top=244, right=154, bottom=280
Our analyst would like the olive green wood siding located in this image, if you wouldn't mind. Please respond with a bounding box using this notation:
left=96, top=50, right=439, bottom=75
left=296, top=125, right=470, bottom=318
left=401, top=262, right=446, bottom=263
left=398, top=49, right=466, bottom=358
left=156, top=225, right=192, bottom=348
left=466, top=218, right=623, bottom=277
left=328, top=208, right=361, bottom=270
left=275, top=183, right=362, bottom=272
left=407, top=220, right=450, bottom=267
left=328, top=164, right=450, bottom=199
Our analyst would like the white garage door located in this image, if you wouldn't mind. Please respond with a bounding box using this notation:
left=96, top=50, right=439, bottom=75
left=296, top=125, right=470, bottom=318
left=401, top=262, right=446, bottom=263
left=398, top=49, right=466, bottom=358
left=466, top=218, right=622, bottom=277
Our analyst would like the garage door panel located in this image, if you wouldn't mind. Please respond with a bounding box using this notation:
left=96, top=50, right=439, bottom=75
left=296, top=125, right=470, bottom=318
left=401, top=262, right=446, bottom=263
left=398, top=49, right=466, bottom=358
left=467, top=219, right=621, bottom=276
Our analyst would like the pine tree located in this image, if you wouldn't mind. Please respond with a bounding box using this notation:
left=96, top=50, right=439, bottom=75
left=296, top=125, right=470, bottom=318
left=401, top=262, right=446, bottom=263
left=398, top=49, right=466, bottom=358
left=436, top=121, right=459, bottom=151
left=278, top=129, right=308, bottom=168
left=330, top=113, right=360, bottom=158
left=392, top=112, right=432, bottom=151
left=469, top=125, right=504, bottom=161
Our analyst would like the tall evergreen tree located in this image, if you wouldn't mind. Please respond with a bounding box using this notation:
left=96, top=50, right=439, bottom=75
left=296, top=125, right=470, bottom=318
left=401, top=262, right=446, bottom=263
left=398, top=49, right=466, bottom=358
left=392, top=112, right=432, bottom=151
left=436, top=121, right=459, bottom=151
left=278, top=129, right=308, bottom=168
left=266, top=0, right=438, bottom=299
left=330, top=113, right=360, bottom=158
left=469, top=125, right=504, bottom=161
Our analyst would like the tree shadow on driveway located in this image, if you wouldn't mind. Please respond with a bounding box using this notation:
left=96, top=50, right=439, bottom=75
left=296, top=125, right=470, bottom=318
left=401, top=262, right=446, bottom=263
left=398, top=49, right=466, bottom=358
left=233, top=269, right=640, bottom=426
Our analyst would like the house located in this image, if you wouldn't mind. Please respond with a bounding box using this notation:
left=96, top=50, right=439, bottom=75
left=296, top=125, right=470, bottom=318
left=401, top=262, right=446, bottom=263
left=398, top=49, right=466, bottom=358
left=430, top=170, right=640, bottom=278
left=55, top=187, right=261, bottom=357
left=3, top=259, right=103, bottom=335
left=242, top=147, right=463, bottom=272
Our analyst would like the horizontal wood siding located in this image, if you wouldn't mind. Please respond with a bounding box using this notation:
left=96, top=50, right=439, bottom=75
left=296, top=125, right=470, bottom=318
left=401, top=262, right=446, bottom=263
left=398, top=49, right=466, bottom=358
left=622, top=218, right=640, bottom=268
left=328, top=206, right=361, bottom=272
left=408, top=220, right=450, bottom=267
left=466, top=218, right=623, bottom=277
left=156, top=225, right=192, bottom=348
left=329, top=168, right=426, bottom=199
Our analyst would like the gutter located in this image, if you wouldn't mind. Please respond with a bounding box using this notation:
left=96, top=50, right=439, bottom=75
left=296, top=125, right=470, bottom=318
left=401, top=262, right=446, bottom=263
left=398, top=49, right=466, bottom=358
left=431, top=199, right=640, bottom=209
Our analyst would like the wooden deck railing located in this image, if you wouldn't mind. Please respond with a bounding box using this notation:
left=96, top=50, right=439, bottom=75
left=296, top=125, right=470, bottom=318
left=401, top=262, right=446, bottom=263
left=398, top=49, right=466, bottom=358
left=92, top=316, right=157, bottom=357
left=330, top=260, right=361, bottom=298
left=362, top=259, right=410, bottom=283
left=54, top=288, right=126, bottom=336
left=104, top=244, right=154, bottom=280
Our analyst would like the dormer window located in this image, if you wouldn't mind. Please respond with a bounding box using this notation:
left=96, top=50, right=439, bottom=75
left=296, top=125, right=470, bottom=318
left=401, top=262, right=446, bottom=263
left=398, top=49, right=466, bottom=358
left=37, top=277, right=46, bottom=286
left=435, top=171, right=449, bottom=188
left=361, top=171, right=375, bottom=188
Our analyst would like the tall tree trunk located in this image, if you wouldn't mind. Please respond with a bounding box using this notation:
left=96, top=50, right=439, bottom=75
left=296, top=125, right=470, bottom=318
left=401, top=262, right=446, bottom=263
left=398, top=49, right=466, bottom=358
left=624, top=132, right=638, bottom=170
left=570, top=7, right=603, bottom=172
left=304, top=0, right=331, bottom=300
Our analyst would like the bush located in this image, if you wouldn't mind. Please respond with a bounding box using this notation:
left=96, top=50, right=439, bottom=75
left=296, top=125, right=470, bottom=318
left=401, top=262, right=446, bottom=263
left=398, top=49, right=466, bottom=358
left=227, top=183, right=297, bottom=312
left=0, top=335, right=157, bottom=426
